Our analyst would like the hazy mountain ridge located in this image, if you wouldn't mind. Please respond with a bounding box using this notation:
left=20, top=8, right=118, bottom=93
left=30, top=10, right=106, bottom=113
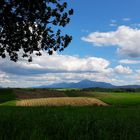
left=36, top=80, right=140, bottom=89
left=37, top=80, right=116, bottom=88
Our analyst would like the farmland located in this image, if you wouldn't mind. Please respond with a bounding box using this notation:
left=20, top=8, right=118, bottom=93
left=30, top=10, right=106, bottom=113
left=0, top=88, right=140, bottom=140
left=16, top=97, right=108, bottom=106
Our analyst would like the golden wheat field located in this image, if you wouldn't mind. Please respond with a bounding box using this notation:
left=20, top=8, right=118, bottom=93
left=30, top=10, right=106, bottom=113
left=16, top=97, right=108, bottom=106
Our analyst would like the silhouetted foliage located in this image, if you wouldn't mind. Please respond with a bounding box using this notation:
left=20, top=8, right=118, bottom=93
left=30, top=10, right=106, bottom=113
left=0, top=0, right=73, bottom=62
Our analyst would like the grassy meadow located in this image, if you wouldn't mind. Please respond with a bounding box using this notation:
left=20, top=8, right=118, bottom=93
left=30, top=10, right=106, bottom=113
left=0, top=88, right=140, bottom=140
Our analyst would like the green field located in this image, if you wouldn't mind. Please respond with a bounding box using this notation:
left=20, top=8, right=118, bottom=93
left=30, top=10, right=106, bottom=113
left=93, top=92, right=140, bottom=106
left=64, top=90, right=140, bottom=106
left=0, top=88, right=140, bottom=140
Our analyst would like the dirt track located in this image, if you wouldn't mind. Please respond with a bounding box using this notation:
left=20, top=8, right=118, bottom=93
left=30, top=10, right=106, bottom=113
left=16, top=97, right=108, bottom=106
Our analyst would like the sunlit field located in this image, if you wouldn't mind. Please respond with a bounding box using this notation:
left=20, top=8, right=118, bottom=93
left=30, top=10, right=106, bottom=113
left=16, top=97, right=108, bottom=106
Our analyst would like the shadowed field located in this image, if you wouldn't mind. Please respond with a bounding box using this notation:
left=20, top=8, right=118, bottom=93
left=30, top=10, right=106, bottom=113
left=14, top=89, right=66, bottom=99
left=16, top=97, right=108, bottom=106
left=0, top=88, right=140, bottom=140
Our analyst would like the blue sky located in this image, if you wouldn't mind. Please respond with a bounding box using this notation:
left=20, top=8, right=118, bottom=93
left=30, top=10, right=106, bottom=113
left=63, top=0, right=140, bottom=55
left=0, top=0, right=140, bottom=87
left=61, top=0, right=140, bottom=64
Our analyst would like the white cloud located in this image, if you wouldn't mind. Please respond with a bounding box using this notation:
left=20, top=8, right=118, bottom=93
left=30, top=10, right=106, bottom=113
left=1, top=72, right=119, bottom=88
left=1, top=53, right=110, bottom=73
left=110, top=23, right=117, bottom=27
left=0, top=53, right=138, bottom=87
left=0, top=54, right=114, bottom=87
left=114, top=65, right=133, bottom=74
left=123, top=70, right=140, bottom=85
left=0, top=71, right=10, bottom=85
left=110, top=19, right=117, bottom=27
left=82, top=26, right=140, bottom=58
left=119, top=59, right=140, bottom=64
left=122, top=18, right=131, bottom=21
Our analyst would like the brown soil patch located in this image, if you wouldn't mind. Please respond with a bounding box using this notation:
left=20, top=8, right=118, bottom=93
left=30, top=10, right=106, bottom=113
left=14, top=89, right=66, bottom=99
left=16, top=97, right=108, bottom=106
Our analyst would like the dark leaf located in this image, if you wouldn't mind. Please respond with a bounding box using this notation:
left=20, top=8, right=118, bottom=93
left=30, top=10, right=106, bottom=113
left=0, top=0, right=74, bottom=62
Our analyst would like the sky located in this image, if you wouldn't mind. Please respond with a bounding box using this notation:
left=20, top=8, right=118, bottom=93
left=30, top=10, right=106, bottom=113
left=0, top=0, right=140, bottom=87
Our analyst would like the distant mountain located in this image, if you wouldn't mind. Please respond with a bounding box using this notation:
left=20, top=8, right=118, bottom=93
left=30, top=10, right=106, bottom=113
left=37, top=79, right=116, bottom=89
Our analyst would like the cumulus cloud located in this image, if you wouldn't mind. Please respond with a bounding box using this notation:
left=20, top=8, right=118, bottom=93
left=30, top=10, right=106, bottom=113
left=0, top=71, right=119, bottom=88
left=82, top=26, right=140, bottom=58
left=123, top=70, right=140, bottom=85
left=119, top=59, right=140, bottom=64
left=114, top=65, right=133, bottom=74
left=0, top=54, right=115, bottom=87
left=0, top=71, right=10, bottom=85
left=0, top=53, right=110, bottom=75
left=0, top=53, right=137, bottom=87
